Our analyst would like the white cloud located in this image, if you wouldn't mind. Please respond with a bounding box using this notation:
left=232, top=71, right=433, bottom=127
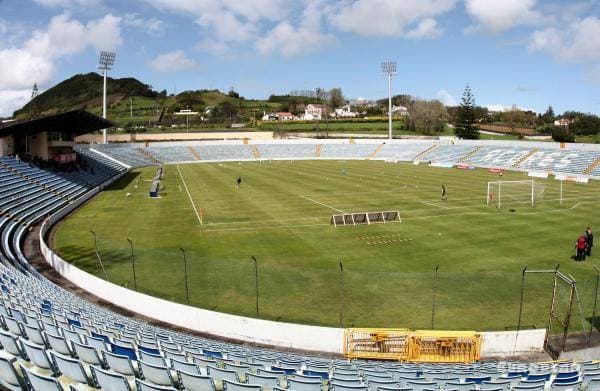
left=257, top=22, right=336, bottom=58
left=329, top=0, right=456, bottom=38
left=140, top=0, right=292, bottom=22
left=436, top=89, right=457, bottom=106
left=529, top=17, right=600, bottom=63
left=0, top=89, right=32, bottom=117
left=486, top=104, right=535, bottom=112
left=465, top=0, right=546, bottom=34
left=196, top=39, right=232, bottom=57
left=0, top=13, right=122, bottom=117
left=257, top=0, right=335, bottom=57
left=195, top=11, right=256, bottom=43
left=123, top=14, right=165, bottom=35
left=32, top=0, right=102, bottom=7
left=86, top=14, right=122, bottom=51
left=0, top=49, right=55, bottom=90
left=149, top=50, right=199, bottom=72
left=406, top=18, right=442, bottom=39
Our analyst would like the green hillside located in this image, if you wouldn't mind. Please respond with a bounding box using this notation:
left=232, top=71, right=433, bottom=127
left=14, top=73, right=158, bottom=118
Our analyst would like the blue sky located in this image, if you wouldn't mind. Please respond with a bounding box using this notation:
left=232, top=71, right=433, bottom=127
left=1, top=0, right=600, bottom=117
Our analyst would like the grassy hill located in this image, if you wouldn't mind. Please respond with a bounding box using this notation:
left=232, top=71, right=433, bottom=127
left=14, top=72, right=283, bottom=129
left=14, top=73, right=158, bottom=118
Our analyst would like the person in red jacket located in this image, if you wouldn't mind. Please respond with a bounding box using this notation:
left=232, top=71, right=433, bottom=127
left=576, top=234, right=587, bottom=262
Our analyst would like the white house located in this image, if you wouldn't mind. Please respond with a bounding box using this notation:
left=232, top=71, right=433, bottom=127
left=302, top=104, right=326, bottom=120
left=554, top=118, right=573, bottom=127
left=334, top=105, right=357, bottom=118
left=392, top=105, right=409, bottom=116
left=261, top=112, right=278, bottom=121
left=276, top=112, right=294, bottom=121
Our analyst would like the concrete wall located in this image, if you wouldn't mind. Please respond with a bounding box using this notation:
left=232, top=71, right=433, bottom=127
left=0, top=135, right=13, bottom=156
left=28, top=132, right=48, bottom=159
left=76, top=131, right=275, bottom=143
left=480, top=329, right=546, bottom=356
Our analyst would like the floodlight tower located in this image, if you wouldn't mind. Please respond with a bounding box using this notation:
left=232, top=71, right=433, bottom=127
left=98, top=51, right=116, bottom=144
left=381, top=60, right=397, bottom=140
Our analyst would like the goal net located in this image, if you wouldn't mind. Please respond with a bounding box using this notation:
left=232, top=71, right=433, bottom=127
left=486, top=180, right=545, bottom=208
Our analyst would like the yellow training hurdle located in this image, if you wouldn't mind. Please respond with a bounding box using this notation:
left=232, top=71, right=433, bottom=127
left=344, top=329, right=482, bottom=363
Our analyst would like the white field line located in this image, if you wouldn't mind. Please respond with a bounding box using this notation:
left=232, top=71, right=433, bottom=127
left=571, top=202, right=584, bottom=210
left=300, top=195, right=346, bottom=213
left=421, top=201, right=450, bottom=209
left=206, top=216, right=325, bottom=226
left=202, top=223, right=330, bottom=232
left=403, top=207, right=573, bottom=221
left=176, top=164, right=203, bottom=226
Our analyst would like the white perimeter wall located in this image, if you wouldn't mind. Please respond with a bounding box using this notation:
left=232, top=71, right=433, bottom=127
left=38, top=170, right=546, bottom=356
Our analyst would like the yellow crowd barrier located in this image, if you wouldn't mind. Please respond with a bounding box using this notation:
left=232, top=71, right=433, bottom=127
left=343, top=329, right=411, bottom=361
left=344, top=329, right=482, bottom=363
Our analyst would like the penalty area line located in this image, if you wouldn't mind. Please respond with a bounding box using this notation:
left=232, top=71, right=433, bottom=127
left=176, top=164, right=203, bottom=226
left=300, top=195, right=346, bottom=213
left=202, top=223, right=330, bottom=232
left=421, top=201, right=450, bottom=209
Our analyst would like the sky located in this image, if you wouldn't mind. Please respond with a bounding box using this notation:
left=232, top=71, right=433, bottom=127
left=1, top=0, right=600, bottom=117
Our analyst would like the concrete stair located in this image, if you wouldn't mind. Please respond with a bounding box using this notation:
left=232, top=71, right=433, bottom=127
left=457, top=146, right=483, bottom=163
left=188, top=146, right=201, bottom=161
left=584, top=156, right=600, bottom=174
left=368, top=143, right=385, bottom=159
left=414, top=145, right=438, bottom=161
left=511, top=148, right=538, bottom=168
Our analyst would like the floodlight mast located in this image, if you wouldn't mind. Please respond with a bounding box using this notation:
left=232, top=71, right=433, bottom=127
left=98, top=51, right=116, bottom=144
left=381, top=61, right=397, bottom=140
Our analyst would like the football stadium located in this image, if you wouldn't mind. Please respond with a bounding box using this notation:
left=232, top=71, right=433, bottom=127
left=4, top=1, right=600, bottom=389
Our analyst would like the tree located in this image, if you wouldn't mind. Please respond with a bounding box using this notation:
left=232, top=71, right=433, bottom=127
left=405, top=99, right=447, bottom=135
left=552, top=127, right=575, bottom=142
left=454, top=84, right=479, bottom=139
left=329, top=88, right=344, bottom=109
left=541, top=105, right=555, bottom=124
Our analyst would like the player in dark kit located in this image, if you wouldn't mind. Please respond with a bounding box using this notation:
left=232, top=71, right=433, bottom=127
left=441, top=184, right=447, bottom=201
left=236, top=177, right=242, bottom=189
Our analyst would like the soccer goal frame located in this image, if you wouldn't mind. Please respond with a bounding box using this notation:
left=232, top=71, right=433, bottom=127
left=486, top=179, right=542, bottom=208
left=331, top=211, right=401, bottom=227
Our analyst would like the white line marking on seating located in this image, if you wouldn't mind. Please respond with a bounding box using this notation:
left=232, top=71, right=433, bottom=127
left=176, top=164, right=202, bottom=226
left=300, top=195, right=346, bottom=213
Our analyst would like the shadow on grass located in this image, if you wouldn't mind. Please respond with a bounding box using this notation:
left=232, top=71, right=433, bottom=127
left=103, top=171, right=141, bottom=191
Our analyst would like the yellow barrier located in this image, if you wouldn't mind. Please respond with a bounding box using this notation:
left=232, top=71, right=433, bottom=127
left=343, top=329, right=411, bottom=361
left=344, top=329, right=482, bottom=363
left=409, top=330, right=482, bottom=363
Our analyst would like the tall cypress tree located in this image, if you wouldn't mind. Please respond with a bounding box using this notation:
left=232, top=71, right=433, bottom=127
left=454, top=84, right=479, bottom=139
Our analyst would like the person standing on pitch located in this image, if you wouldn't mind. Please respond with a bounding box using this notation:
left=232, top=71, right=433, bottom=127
left=576, top=234, right=587, bottom=262
left=236, top=177, right=242, bottom=189
left=441, top=184, right=447, bottom=201
left=586, top=227, right=594, bottom=257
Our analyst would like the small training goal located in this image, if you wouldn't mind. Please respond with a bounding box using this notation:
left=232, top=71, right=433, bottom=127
left=486, top=179, right=545, bottom=208
left=331, top=211, right=401, bottom=227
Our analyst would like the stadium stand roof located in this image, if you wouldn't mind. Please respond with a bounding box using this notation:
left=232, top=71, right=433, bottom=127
left=0, top=109, right=114, bottom=138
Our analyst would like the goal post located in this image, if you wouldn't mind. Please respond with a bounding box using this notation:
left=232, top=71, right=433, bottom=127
left=331, top=211, right=401, bottom=227
left=487, top=179, right=545, bottom=208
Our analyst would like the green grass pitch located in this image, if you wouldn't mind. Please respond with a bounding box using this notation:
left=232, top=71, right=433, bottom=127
left=53, top=160, right=600, bottom=331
